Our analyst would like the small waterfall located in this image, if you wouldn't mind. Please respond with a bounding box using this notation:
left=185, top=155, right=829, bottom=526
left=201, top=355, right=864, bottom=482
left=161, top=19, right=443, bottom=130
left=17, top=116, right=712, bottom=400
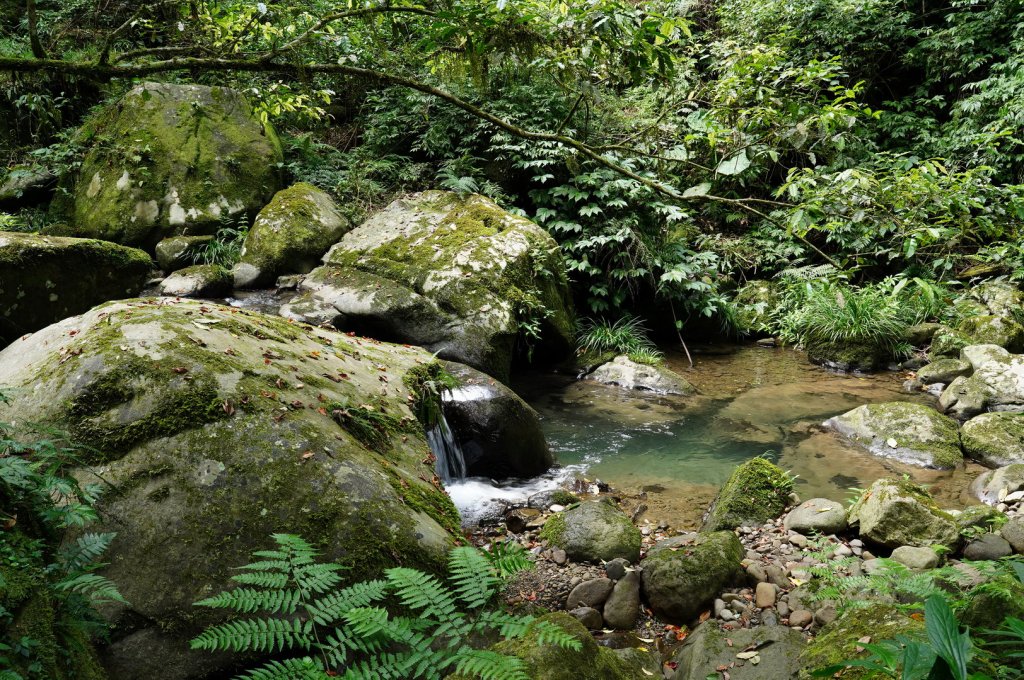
left=427, top=407, right=466, bottom=484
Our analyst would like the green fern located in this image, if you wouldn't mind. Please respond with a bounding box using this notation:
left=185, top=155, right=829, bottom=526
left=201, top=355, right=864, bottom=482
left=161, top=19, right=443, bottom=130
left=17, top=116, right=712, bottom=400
left=192, top=534, right=582, bottom=679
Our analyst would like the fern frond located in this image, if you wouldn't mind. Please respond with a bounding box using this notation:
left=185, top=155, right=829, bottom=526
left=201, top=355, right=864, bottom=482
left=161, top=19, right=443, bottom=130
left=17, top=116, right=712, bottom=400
left=293, top=562, right=346, bottom=594
left=55, top=572, right=127, bottom=605
left=532, top=620, right=584, bottom=650
left=189, top=617, right=312, bottom=653
left=238, top=657, right=326, bottom=680
left=306, top=579, right=389, bottom=625
left=452, top=647, right=529, bottom=680
left=58, top=532, right=116, bottom=572
left=448, top=546, right=501, bottom=610
left=194, top=587, right=301, bottom=614
left=385, top=567, right=460, bottom=626
left=237, top=560, right=292, bottom=573
left=231, top=572, right=290, bottom=589
left=483, top=541, right=533, bottom=580
left=476, top=610, right=533, bottom=640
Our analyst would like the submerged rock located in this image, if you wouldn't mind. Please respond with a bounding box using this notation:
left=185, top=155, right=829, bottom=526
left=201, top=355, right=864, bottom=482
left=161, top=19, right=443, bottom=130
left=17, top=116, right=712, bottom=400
left=702, top=457, right=793, bottom=531
left=584, top=355, right=696, bottom=395
left=234, top=183, right=349, bottom=288
left=539, top=501, right=642, bottom=563
left=961, top=412, right=1024, bottom=467
left=670, top=623, right=805, bottom=680
left=280, top=191, right=574, bottom=381
left=0, top=232, right=152, bottom=344
left=847, top=478, right=959, bottom=549
left=823, top=402, right=962, bottom=469
left=0, top=299, right=464, bottom=679
left=157, top=264, right=232, bottom=298
left=640, top=531, right=743, bottom=624
left=49, top=82, right=282, bottom=249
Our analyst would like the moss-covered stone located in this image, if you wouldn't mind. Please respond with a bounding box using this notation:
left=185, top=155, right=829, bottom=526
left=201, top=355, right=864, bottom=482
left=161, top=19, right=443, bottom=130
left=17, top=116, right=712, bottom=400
left=585, top=355, right=696, bottom=396
left=807, top=339, right=887, bottom=372
left=281, top=191, right=575, bottom=381
left=916, top=357, right=972, bottom=384
left=539, top=500, right=641, bottom=562
left=49, top=82, right=283, bottom=250
left=798, top=604, right=923, bottom=679
left=928, top=326, right=972, bottom=361
left=848, top=478, right=960, bottom=549
left=702, top=457, right=793, bottom=531
left=158, top=263, right=233, bottom=298
left=959, top=314, right=1024, bottom=352
left=961, top=412, right=1024, bottom=467
left=671, top=622, right=806, bottom=680
left=235, top=183, right=350, bottom=287
left=732, top=280, right=782, bottom=336
left=0, top=231, right=153, bottom=344
left=154, top=235, right=213, bottom=272
left=0, top=298, right=464, bottom=677
left=824, top=402, right=963, bottom=469
left=640, top=531, right=744, bottom=624
left=961, top=576, right=1024, bottom=634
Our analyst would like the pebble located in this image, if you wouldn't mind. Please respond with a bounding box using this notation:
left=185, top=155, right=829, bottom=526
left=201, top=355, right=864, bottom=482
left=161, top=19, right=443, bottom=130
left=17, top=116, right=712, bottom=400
left=755, top=582, right=776, bottom=608
left=746, top=563, right=768, bottom=583
left=714, top=598, right=726, bottom=617
left=777, top=601, right=790, bottom=617
left=722, top=593, right=744, bottom=603
left=551, top=548, right=568, bottom=565
left=835, top=544, right=853, bottom=557
left=789, top=534, right=808, bottom=548
left=549, top=504, right=565, bottom=512
left=789, top=610, right=813, bottom=627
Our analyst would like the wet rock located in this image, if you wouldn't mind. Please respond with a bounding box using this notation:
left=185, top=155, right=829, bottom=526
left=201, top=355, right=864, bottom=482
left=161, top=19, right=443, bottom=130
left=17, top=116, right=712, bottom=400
left=669, top=623, right=805, bottom=680
left=916, top=358, right=972, bottom=385
left=971, top=464, right=1024, bottom=505
left=848, top=478, right=959, bottom=549
left=702, top=457, right=793, bottom=531
left=824, top=402, right=962, bottom=469
left=528, top=489, right=579, bottom=510
left=962, top=533, right=1013, bottom=560
left=505, top=507, right=542, bottom=534
left=890, top=545, right=940, bottom=570
left=539, top=501, right=641, bottom=563
left=155, top=235, right=213, bottom=272
left=783, top=498, right=847, bottom=535
left=234, top=183, right=350, bottom=288
left=158, top=264, right=232, bottom=298
left=569, top=607, right=604, bottom=630
left=280, top=191, right=574, bottom=381
left=584, top=355, right=696, bottom=396
left=641, top=531, right=744, bottom=624
left=961, top=412, right=1024, bottom=468
left=602, top=572, right=641, bottom=630
left=566, top=578, right=614, bottom=609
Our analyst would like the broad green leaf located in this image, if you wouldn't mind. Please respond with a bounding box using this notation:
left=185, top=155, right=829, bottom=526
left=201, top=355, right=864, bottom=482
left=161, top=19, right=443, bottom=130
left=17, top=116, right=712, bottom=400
left=716, top=150, right=751, bottom=176
left=683, top=182, right=711, bottom=198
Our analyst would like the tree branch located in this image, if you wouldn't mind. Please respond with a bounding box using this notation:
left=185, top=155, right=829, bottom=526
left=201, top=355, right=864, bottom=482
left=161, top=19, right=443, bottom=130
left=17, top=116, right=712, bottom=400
left=27, top=0, right=46, bottom=59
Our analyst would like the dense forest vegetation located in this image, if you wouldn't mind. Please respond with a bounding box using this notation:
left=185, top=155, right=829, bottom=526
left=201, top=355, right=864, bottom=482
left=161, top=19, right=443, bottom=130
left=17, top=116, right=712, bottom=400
left=3, top=0, right=1024, bottom=679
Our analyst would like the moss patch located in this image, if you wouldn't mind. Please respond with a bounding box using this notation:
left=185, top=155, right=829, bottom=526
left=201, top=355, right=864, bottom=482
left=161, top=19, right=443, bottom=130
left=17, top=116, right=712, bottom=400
left=702, top=457, right=793, bottom=531
left=799, top=604, right=923, bottom=678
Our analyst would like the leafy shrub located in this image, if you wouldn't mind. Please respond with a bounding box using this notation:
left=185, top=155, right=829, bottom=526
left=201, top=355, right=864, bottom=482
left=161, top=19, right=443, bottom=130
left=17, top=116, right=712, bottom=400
left=191, top=534, right=580, bottom=680
left=192, top=217, right=249, bottom=268
left=576, top=315, right=662, bottom=360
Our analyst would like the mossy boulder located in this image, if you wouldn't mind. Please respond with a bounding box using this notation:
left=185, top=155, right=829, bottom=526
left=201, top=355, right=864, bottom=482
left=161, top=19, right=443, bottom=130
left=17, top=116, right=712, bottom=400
left=670, top=623, right=805, bottom=680
left=0, top=299, right=466, bottom=679
left=701, top=457, right=793, bottom=531
left=450, top=612, right=652, bottom=680
left=157, top=264, right=233, bottom=298
left=847, top=478, right=959, bottom=549
left=234, top=183, right=350, bottom=288
left=0, top=232, right=152, bottom=345
left=969, top=280, right=1024, bottom=319
left=539, top=501, right=641, bottom=563
left=904, top=322, right=943, bottom=347
left=928, top=326, right=973, bottom=361
left=824, top=402, right=963, bottom=469
left=0, top=164, right=55, bottom=210
left=916, top=358, right=971, bottom=384
left=807, top=340, right=888, bottom=372
left=640, top=531, right=744, bottom=624
left=280, top=191, right=574, bottom=381
left=154, top=235, right=213, bottom=272
left=959, top=314, right=1024, bottom=352
left=49, top=82, right=282, bottom=250
left=584, top=355, right=696, bottom=395
left=798, top=604, right=923, bottom=679
left=961, top=576, right=1024, bottom=633
left=939, top=344, right=1024, bottom=418
left=961, top=412, right=1024, bottom=468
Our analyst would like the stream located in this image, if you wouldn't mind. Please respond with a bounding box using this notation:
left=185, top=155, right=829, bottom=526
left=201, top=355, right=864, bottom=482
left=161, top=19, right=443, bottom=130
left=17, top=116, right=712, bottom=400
left=448, top=345, right=984, bottom=527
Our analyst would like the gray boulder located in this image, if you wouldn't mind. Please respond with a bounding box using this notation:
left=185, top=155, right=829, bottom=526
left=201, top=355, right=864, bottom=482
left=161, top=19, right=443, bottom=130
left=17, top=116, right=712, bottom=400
left=640, top=531, right=743, bottom=624
left=970, top=464, right=1024, bottom=505
left=585, top=355, right=696, bottom=395
left=670, top=623, right=805, bottom=680
left=0, top=164, right=55, bottom=209
left=824, top=402, right=962, bottom=469
left=783, top=498, right=848, bottom=535
left=158, top=264, right=232, bottom=298
left=49, top=82, right=282, bottom=249
left=540, top=501, right=642, bottom=563
left=961, top=412, right=1024, bottom=467
left=155, top=235, right=213, bottom=272
left=890, top=545, right=940, bottom=570
left=234, top=183, right=350, bottom=288
left=1001, top=517, right=1024, bottom=553
left=939, top=345, right=1024, bottom=418
left=280, top=191, right=574, bottom=381
left=916, top=358, right=971, bottom=385
left=0, top=232, right=152, bottom=344
left=847, top=478, right=959, bottom=549
left=602, top=572, right=641, bottom=630
left=963, top=534, right=1013, bottom=560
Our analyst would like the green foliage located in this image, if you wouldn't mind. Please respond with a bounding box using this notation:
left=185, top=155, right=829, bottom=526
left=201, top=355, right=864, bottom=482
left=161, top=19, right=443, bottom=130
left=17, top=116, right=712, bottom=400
left=576, top=315, right=661, bottom=360
left=329, top=399, right=407, bottom=453
left=192, top=534, right=581, bottom=680
left=192, top=217, right=249, bottom=268
left=403, top=361, right=460, bottom=431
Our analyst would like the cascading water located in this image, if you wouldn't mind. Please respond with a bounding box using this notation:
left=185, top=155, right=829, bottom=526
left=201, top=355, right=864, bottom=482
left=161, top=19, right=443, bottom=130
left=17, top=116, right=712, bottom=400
left=426, top=404, right=467, bottom=484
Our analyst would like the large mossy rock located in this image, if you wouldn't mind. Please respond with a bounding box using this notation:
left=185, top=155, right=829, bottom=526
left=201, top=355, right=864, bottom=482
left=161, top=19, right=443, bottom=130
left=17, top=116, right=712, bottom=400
left=49, top=82, right=283, bottom=249
left=959, top=315, right=1024, bottom=352
left=847, top=478, right=959, bottom=549
left=702, top=457, right=793, bottom=531
left=670, top=623, right=805, bottom=680
left=961, top=412, right=1024, bottom=468
left=441, top=362, right=553, bottom=478
left=823, top=402, right=963, bottom=469
left=640, top=531, right=743, bottom=624
left=961, top=576, right=1024, bottom=633
left=0, top=164, right=56, bottom=210
left=584, top=355, right=696, bottom=395
left=798, top=604, right=923, bottom=679
left=158, top=264, right=232, bottom=298
left=807, top=340, right=888, bottom=372
left=154, top=235, right=213, bottom=272
left=928, top=326, right=973, bottom=361
left=0, top=299, right=465, bottom=679
left=234, top=183, right=350, bottom=288
left=539, top=501, right=641, bottom=563
left=916, top=358, right=971, bottom=385
left=280, top=191, right=574, bottom=381
left=939, top=344, right=1024, bottom=418
left=0, top=232, right=152, bottom=344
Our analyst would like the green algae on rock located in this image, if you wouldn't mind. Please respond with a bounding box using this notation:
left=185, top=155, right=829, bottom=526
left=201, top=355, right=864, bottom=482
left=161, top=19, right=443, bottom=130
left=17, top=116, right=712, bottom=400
left=824, top=402, right=963, bottom=469
left=234, top=182, right=350, bottom=288
left=0, top=231, right=152, bottom=344
left=847, top=478, right=959, bottom=549
left=701, top=457, right=793, bottom=531
left=539, top=500, right=641, bottom=563
left=0, top=298, right=464, bottom=679
left=798, top=603, right=923, bottom=679
left=49, top=82, right=282, bottom=249
left=280, top=190, right=574, bottom=381
left=961, top=411, right=1024, bottom=467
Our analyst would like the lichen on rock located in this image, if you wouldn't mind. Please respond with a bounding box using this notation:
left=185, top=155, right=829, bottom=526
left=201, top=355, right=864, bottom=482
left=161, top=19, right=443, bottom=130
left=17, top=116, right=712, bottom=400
left=824, top=402, right=963, bottom=469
